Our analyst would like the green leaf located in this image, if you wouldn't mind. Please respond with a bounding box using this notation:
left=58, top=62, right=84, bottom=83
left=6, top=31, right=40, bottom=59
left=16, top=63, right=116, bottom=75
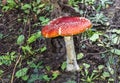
left=15, top=68, right=28, bottom=78
left=17, top=35, right=25, bottom=45
left=90, top=33, right=99, bottom=42
left=2, top=0, right=17, bottom=11
left=40, top=46, right=47, bottom=53
left=93, top=69, right=98, bottom=73
left=39, top=16, right=45, bottom=21
left=21, top=75, right=29, bottom=81
left=39, top=16, right=50, bottom=25
left=21, top=4, right=31, bottom=10
left=52, top=71, right=60, bottom=80
left=83, top=63, right=90, bottom=69
left=111, top=49, right=120, bottom=55
left=27, top=32, right=41, bottom=44
left=22, top=45, right=33, bottom=54
left=77, top=53, right=84, bottom=60
left=102, top=72, right=110, bottom=78
left=61, top=61, right=67, bottom=71
left=10, top=51, right=16, bottom=56
left=43, top=75, right=50, bottom=81
left=112, top=36, right=120, bottom=45
left=98, top=65, right=104, bottom=70
left=45, top=66, right=51, bottom=71
left=27, top=36, right=36, bottom=44
left=112, top=29, right=120, bottom=34
left=108, top=78, right=114, bottom=81
left=107, top=64, right=114, bottom=75
left=38, top=4, right=45, bottom=8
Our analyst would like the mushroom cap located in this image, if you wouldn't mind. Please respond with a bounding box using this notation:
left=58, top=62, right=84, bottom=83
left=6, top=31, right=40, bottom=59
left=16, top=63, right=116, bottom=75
left=41, top=16, right=92, bottom=38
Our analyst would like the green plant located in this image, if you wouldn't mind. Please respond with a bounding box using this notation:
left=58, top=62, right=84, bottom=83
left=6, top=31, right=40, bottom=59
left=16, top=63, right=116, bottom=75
left=27, top=61, right=43, bottom=69
left=89, top=13, right=108, bottom=24
left=21, top=4, right=32, bottom=14
left=22, top=45, right=34, bottom=55
left=89, top=31, right=102, bottom=42
left=16, top=31, right=44, bottom=55
left=42, top=74, right=51, bottom=81
left=27, top=74, right=43, bottom=83
left=17, top=35, right=25, bottom=45
left=45, top=66, right=51, bottom=71
left=77, top=53, right=84, bottom=60
left=100, top=0, right=112, bottom=8
left=27, top=60, right=44, bottom=82
left=27, top=61, right=60, bottom=82
left=101, top=71, right=114, bottom=82
left=101, top=71, right=110, bottom=79
left=95, top=0, right=113, bottom=12
left=27, top=31, right=41, bottom=44
left=32, top=1, right=45, bottom=15
left=39, top=16, right=50, bottom=25
left=2, top=0, right=18, bottom=11
left=0, top=51, right=16, bottom=66
left=111, top=49, right=120, bottom=55
left=28, top=73, right=51, bottom=82
left=52, top=71, right=60, bottom=80
left=81, top=63, right=103, bottom=83
left=61, top=61, right=67, bottom=71
left=17, top=34, right=34, bottom=55
left=97, top=0, right=112, bottom=11
left=111, top=34, right=120, bottom=45
left=15, top=67, right=29, bottom=81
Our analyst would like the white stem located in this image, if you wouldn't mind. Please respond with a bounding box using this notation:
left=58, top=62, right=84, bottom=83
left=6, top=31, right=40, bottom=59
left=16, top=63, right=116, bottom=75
left=64, top=36, right=80, bottom=71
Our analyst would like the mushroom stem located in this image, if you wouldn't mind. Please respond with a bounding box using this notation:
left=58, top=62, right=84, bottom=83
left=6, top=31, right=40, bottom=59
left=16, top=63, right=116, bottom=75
left=64, top=36, right=80, bottom=71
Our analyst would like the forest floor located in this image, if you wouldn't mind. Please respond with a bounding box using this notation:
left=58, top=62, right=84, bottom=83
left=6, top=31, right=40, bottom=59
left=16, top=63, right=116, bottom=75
left=0, top=0, right=120, bottom=83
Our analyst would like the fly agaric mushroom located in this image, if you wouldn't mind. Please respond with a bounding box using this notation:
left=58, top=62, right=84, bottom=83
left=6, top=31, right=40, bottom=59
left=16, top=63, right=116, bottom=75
left=41, top=16, right=92, bottom=71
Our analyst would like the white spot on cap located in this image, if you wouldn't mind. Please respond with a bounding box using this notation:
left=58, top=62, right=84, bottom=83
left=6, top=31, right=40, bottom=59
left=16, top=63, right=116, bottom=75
left=45, top=34, right=48, bottom=38
left=58, top=27, right=61, bottom=35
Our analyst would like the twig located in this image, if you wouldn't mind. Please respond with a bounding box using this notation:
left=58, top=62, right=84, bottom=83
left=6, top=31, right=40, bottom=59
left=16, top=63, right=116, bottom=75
left=10, top=54, right=22, bottom=83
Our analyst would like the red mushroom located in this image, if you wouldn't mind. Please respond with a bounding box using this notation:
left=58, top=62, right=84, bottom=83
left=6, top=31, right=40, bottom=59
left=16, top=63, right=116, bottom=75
left=42, top=16, right=92, bottom=71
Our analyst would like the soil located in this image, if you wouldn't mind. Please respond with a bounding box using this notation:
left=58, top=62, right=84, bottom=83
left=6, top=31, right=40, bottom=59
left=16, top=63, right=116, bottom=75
left=0, top=0, right=120, bottom=83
